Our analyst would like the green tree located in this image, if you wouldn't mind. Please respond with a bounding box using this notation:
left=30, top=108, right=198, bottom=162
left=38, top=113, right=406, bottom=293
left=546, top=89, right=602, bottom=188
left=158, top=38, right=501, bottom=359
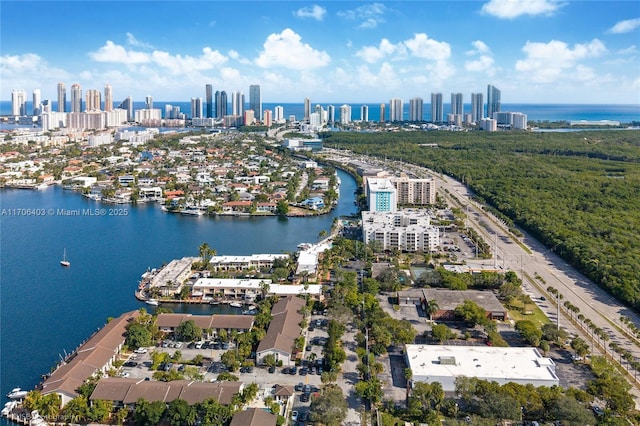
left=309, top=385, right=348, bottom=426
left=454, top=300, right=488, bottom=326
left=423, top=299, right=439, bottom=321
left=124, top=321, right=153, bottom=348
left=167, top=399, right=194, bottom=426
left=515, top=320, right=543, bottom=346
left=275, top=200, right=289, bottom=215
left=88, top=399, right=113, bottom=423
left=431, top=323, right=456, bottom=343
left=134, top=398, right=166, bottom=426
left=175, top=319, right=202, bottom=342
left=61, top=395, right=89, bottom=423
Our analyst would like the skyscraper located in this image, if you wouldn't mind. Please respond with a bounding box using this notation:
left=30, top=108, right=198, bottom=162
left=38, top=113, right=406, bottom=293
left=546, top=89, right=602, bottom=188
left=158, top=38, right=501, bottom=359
left=249, top=85, right=262, bottom=120
left=379, top=103, right=386, bottom=123
left=303, top=97, right=311, bottom=121
left=145, top=95, right=153, bottom=110
left=471, top=92, right=484, bottom=122
left=86, top=89, right=101, bottom=111
left=232, top=91, right=244, bottom=117
left=389, top=98, right=403, bottom=121
left=451, top=93, right=463, bottom=116
left=431, top=93, right=443, bottom=122
left=191, top=97, right=203, bottom=118
left=274, top=105, right=284, bottom=122
left=104, top=84, right=113, bottom=111
left=360, top=105, right=369, bottom=122
left=118, top=96, right=133, bottom=122
left=327, top=105, right=335, bottom=124
left=71, top=84, right=82, bottom=113
left=205, top=84, right=213, bottom=118
left=32, top=89, right=41, bottom=116
left=263, top=110, right=272, bottom=127
left=57, top=82, right=66, bottom=112
left=11, top=89, right=27, bottom=116
left=339, top=104, right=351, bottom=124
left=487, top=84, right=501, bottom=119
left=409, top=97, right=424, bottom=121
left=215, top=90, right=228, bottom=118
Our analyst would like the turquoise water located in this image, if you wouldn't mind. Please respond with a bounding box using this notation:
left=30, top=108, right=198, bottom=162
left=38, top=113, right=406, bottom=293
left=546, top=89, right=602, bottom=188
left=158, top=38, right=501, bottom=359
left=0, top=169, right=357, bottom=419
left=1, top=101, right=639, bottom=123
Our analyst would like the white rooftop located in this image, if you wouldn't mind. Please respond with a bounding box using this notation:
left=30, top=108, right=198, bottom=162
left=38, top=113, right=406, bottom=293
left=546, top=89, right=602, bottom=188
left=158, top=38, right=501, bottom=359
left=405, top=345, right=559, bottom=390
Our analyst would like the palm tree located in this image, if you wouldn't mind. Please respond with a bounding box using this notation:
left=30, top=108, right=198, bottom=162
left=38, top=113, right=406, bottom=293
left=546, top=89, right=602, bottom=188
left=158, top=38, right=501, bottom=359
left=424, top=299, right=439, bottom=321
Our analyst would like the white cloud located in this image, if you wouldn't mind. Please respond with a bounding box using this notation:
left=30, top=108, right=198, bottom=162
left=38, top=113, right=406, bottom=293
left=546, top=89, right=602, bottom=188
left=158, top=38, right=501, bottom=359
left=126, top=32, right=153, bottom=49
left=356, top=39, right=403, bottom=63
left=228, top=50, right=240, bottom=59
left=338, top=3, right=390, bottom=29
left=481, top=0, right=563, bottom=19
left=90, top=42, right=227, bottom=74
left=466, top=40, right=491, bottom=55
left=607, top=18, right=640, bottom=34
left=465, top=55, right=495, bottom=73
left=356, top=34, right=450, bottom=63
left=515, top=39, right=607, bottom=83
left=294, top=5, right=326, bottom=21
left=255, top=28, right=330, bottom=70
left=404, top=34, right=451, bottom=61
left=89, top=41, right=150, bottom=64
left=617, top=45, right=637, bottom=55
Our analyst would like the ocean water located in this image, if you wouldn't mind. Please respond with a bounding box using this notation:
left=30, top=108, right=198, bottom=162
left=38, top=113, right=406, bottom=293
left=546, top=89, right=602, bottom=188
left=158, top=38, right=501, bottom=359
left=1, top=101, right=639, bottom=123
left=0, top=170, right=357, bottom=424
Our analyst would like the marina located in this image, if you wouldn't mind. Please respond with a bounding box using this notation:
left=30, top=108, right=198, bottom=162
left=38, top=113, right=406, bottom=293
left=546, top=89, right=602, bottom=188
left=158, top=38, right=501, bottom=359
left=0, top=169, right=358, bottom=424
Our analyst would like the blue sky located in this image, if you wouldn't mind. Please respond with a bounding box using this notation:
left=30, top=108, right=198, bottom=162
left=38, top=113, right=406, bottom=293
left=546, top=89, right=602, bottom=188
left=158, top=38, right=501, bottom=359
left=1, top=1, right=639, bottom=104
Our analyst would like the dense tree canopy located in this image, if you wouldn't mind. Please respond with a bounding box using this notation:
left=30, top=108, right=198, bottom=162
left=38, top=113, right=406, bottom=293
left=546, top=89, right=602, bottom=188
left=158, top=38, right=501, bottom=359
left=320, top=130, right=640, bottom=311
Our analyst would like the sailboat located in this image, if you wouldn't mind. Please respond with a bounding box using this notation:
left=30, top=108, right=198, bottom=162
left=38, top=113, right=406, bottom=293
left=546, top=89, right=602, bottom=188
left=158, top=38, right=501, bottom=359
left=60, top=248, right=70, bottom=267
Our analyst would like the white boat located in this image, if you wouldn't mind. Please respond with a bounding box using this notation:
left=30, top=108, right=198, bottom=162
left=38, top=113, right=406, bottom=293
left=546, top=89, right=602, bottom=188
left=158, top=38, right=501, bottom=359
left=180, top=208, right=203, bottom=216
left=229, top=301, right=242, bottom=308
left=2, top=400, right=17, bottom=416
left=145, top=299, right=159, bottom=306
left=60, top=248, right=70, bottom=267
left=7, top=388, right=28, bottom=399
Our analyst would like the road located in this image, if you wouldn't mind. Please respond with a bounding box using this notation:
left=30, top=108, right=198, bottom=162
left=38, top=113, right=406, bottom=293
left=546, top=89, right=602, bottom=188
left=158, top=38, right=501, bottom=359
left=321, top=149, right=640, bottom=407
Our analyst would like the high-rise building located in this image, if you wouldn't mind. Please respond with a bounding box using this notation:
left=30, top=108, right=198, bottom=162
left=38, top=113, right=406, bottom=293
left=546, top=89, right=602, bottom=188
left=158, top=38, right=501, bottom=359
left=327, top=105, right=335, bottom=124
left=431, top=93, right=443, bottom=122
left=71, top=84, right=83, bottom=113
left=85, top=89, right=101, bottom=111
left=205, top=84, right=213, bottom=118
left=57, top=82, right=66, bottom=112
left=389, top=98, right=403, bottom=121
left=303, top=97, right=311, bottom=121
left=118, top=96, right=133, bottom=122
left=379, top=103, right=386, bottom=123
left=249, top=85, right=262, bottom=120
left=339, top=104, right=351, bottom=124
left=104, top=84, right=113, bottom=111
left=232, top=91, right=244, bottom=117
left=191, top=97, right=203, bottom=118
left=215, top=91, right=228, bottom=118
left=360, top=105, right=369, bottom=122
left=274, top=105, right=284, bottom=122
left=487, top=84, right=501, bottom=119
left=32, top=89, right=41, bottom=116
left=11, top=89, right=27, bottom=116
left=451, top=93, right=463, bottom=116
left=145, top=95, right=153, bottom=110
left=263, top=110, right=272, bottom=127
left=409, top=97, right=423, bottom=121
left=471, top=92, right=484, bottom=122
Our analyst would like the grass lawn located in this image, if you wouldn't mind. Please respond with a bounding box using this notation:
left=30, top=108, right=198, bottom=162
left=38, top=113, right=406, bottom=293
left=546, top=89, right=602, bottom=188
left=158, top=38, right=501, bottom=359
left=507, top=300, right=551, bottom=326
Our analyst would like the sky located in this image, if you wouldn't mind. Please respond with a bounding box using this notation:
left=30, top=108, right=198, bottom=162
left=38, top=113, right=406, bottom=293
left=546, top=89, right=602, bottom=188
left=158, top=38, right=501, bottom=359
left=1, top=0, right=639, bottom=104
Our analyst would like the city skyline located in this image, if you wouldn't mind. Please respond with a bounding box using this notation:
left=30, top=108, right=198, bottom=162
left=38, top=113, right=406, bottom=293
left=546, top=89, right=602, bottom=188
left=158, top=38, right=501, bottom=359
left=1, top=1, right=639, bottom=104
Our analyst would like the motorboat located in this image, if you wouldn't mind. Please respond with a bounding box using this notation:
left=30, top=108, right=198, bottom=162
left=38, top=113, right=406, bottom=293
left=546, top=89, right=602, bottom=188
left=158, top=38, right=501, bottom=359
left=229, top=301, right=243, bottom=308
left=7, top=388, right=27, bottom=399
left=145, top=299, right=159, bottom=306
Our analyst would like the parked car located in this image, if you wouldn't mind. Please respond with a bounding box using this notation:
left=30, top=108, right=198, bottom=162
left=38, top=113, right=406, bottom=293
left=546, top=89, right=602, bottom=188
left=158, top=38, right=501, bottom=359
left=268, top=366, right=276, bottom=373
left=289, top=366, right=297, bottom=375
left=295, top=382, right=304, bottom=392
left=291, top=411, right=298, bottom=421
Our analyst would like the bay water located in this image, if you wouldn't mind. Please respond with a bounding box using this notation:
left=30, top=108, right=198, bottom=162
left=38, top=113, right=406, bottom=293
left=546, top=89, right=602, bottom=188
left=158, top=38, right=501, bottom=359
left=0, top=169, right=357, bottom=421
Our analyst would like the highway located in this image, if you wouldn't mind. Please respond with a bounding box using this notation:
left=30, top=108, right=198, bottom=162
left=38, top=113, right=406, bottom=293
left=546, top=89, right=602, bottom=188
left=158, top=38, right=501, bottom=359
left=320, top=148, right=640, bottom=406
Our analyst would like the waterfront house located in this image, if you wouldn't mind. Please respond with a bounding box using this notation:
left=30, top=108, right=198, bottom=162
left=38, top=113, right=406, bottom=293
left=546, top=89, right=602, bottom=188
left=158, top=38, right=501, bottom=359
left=40, top=310, right=140, bottom=407
left=155, top=313, right=255, bottom=339
left=90, top=378, right=243, bottom=409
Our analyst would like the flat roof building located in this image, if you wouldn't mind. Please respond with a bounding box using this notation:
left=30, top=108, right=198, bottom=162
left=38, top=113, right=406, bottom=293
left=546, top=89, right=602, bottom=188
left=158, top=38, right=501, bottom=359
left=366, top=178, right=397, bottom=212
left=362, top=209, right=439, bottom=253
left=405, top=344, right=559, bottom=392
